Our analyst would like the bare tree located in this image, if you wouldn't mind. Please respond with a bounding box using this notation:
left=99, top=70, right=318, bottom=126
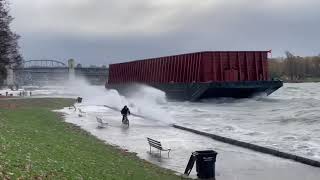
left=0, top=0, right=22, bottom=86
left=269, top=52, right=320, bottom=82
left=285, top=51, right=296, bottom=80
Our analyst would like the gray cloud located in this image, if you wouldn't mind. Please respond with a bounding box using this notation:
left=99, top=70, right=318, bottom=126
left=9, top=0, right=320, bottom=65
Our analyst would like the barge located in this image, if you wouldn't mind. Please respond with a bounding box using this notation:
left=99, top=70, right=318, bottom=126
left=106, top=51, right=283, bottom=101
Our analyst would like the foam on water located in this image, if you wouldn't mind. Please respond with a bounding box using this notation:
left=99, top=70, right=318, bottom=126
left=167, top=83, right=320, bottom=160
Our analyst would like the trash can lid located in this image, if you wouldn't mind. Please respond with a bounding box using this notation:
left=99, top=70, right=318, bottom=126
left=194, top=150, right=218, bottom=155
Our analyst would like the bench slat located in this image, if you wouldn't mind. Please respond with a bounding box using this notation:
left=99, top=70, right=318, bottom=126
left=147, top=138, right=160, bottom=144
left=149, top=142, right=161, bottom=146
left=148, top=140, right=160, bottom=145
left=147, top=137, right=159, bottom=141
left=149, top=143, right=162, bottom=148
left=147, top=140, right=161, bottom=144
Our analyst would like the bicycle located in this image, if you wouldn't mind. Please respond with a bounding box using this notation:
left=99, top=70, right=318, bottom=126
left=122, top=114, right=129, bottom=126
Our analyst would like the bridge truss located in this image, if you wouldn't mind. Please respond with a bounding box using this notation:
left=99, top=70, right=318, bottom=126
left=22, top=60, right=67, bottom=68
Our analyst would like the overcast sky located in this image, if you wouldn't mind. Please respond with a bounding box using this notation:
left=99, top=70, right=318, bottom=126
left=9, top=0, right=320, bottom=65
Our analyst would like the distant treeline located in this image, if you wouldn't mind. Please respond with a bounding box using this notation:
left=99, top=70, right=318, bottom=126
left=269, top=51, right=320, bottom=82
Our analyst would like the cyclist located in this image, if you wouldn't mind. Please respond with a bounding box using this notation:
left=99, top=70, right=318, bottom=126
left=121, top=105, right=130, bottom=124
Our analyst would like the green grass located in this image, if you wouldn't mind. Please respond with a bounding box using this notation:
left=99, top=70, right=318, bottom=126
left=0, top=98, right=182, bottom=180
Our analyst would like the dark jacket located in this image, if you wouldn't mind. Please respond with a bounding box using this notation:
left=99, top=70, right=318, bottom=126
left=121, top=107, right=130, bottom=115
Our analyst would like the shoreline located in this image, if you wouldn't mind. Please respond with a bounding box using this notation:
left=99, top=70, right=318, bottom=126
left=0, top=98, right=184, bottom=179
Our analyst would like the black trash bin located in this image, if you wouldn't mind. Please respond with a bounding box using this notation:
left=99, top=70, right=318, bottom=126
left=194, top=150, right=217, bottom=179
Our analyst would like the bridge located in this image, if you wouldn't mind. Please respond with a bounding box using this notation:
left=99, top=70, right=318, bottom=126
left=13, top=60, right=108, bottom=86
left=23, top=60, right=67, bottom=68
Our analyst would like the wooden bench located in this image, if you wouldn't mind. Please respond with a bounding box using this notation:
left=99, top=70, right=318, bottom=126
left=147, top=137, right=171, bottom=157
left=96, top=117, right=108, bottom=128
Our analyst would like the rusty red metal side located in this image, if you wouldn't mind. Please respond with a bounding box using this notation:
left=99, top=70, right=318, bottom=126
left=107, top=51, right=270, bottom=85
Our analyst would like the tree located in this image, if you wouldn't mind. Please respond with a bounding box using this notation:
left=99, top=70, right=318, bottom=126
left=0, top=0, right=22, bottom=86
left=269, top=52, right=320, bottom=82
left=285, top=51, right=296, bottom=80
left=76, top=63, right=82, bottom=68
left=269, top=58, right=284, bottom=79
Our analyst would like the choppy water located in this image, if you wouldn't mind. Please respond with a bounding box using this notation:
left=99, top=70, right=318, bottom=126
left=24, top=82, right=320, bottom=161
left=168, top=83, right=320, bottom=160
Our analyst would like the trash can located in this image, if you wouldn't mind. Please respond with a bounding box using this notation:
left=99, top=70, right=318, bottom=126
left=77, top=97, right=82, bottom=103
left=184, top=150, right=218, bottom=179
left=194, top=150, right=217, bottom=179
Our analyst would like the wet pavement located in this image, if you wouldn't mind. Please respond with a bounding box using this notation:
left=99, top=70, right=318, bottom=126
left=57, top=105, right=320, bottom=180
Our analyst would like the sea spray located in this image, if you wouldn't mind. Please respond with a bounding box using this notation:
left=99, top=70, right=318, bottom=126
left=62, top=77, right=173, bottom=124
left=126, top=85, right=173, bottom=124
left=62, top=77, right=128, bottom=108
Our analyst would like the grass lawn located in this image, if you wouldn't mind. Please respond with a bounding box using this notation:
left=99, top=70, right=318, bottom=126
left=0, top=98, right=183, bottom=180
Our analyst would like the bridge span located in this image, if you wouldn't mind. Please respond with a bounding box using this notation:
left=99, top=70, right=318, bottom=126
left=13, top=59, right=108, bottom=86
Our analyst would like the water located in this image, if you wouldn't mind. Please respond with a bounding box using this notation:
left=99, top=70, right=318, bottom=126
left=168, top=83, right=320, bottom=161
left=24, top=81, right=320, bottom=161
